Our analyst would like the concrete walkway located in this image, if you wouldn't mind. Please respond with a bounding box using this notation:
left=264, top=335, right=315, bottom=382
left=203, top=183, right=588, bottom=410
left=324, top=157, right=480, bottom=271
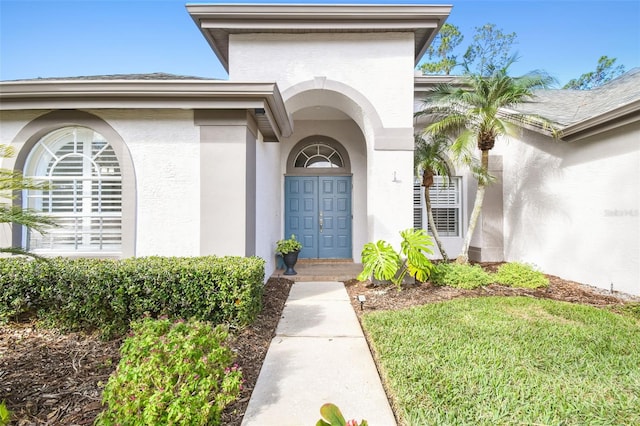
left=241, top=281, right=397, bottom=426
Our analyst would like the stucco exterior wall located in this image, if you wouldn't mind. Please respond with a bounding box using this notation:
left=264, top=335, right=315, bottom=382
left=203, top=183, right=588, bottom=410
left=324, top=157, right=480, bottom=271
left=229, top=33, right=414, bottom=129
left=0, top=111, right=44, bottom=251
left=367, top=149, right=414, bottom=247
left=0, top=109, right=203, bottom=257
left=255, top=139, right=282, bottom=279
left=468, top=155, right=505, bottom=262
left=495, top=124, right=640, bottom=295
left=229, top=31, right=415, bottom=256
left=92, top=110, right=201, bottom=257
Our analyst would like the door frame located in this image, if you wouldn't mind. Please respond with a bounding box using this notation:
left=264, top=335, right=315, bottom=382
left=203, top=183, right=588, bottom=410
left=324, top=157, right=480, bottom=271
left=284, top=136, right=353, bottom=259
left=284, top=175, right=352, bottom=259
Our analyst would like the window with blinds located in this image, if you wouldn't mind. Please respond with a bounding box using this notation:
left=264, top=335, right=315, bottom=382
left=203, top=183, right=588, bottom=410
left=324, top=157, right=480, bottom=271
left=413, top=176, right=461, bottom=237
left=413, top=183, right=423, bottom=230
left=23, top=127, right=122, bottom=253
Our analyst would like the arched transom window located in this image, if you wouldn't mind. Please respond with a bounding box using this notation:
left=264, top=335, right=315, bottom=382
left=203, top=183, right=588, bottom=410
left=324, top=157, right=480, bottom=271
left=294, top=143, right=344, bottom=169
left=23, top=126, right=122, bottom=253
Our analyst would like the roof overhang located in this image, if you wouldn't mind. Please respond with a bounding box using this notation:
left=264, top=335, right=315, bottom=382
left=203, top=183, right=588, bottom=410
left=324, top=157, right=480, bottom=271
left=187, top=3, right=452, bottom=71
left=413, top=76, right=640, bottom=142
left=0, top=79, right=292, bottom=142
left=560, top=99, right=640, bottom=142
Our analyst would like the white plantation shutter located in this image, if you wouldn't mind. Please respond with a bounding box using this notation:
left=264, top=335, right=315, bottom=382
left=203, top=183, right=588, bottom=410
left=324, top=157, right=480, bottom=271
left=413, top=183, right=423, bottom=230
left=23, top=127, right=122, bottom=253
left=413, top=176, right=461, bottom=237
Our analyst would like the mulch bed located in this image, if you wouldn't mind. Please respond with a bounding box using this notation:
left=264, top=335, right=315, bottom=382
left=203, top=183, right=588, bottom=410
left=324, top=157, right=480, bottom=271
left=2, top=265, right=637, bottom=425
left=0, top=325, right=121, bottom=425
left=220, top=277, right=292, bottom=426
left=344, top=262, right=639, bottom=316
left=0, top=277, right=292, bottom=426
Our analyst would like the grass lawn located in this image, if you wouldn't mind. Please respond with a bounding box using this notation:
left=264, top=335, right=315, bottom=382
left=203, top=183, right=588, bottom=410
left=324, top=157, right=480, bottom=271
left=362, top=297, right=640, bottom=426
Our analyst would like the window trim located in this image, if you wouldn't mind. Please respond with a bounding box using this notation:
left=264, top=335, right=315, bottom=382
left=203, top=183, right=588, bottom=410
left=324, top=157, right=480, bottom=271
left=11, top=110, right=136, bottom=258
left=23, top=126, right=123, bottom=254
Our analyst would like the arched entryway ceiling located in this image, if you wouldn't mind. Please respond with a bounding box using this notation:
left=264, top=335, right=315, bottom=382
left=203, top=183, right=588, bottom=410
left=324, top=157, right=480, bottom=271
left=283, top=78, right=383, bottom=149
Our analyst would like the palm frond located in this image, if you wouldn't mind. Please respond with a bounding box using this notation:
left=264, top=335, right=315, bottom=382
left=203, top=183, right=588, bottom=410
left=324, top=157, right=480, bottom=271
left=0, top=171, right=50, bottom=196
left=414, top=133, right=453, bottom=179
left=0, top=246, right=47, bottom=259
left=499, top=110, right=562, bottom=138
left=0, top=145, right=16, bottom=159
left=0, top=205, right=58, bottom=233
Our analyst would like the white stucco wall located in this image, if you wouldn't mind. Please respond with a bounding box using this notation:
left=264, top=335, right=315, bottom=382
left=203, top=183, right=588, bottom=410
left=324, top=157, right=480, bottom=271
left=0, top=110, right=202, bottom=257
left=0, top=111, right=45, bottom=251
left=88, top=110, right=201, bottom=257
left=198, top=122, right=254, bottom=257
left=367, top=149, right=414, bottom=248
left=230, top=32, right=416, bottom=261
left=495, top=124, right=640, bottom=295
left=255, top=138, right=282, bottom=279
left=229, top=33, right=414, bottom=129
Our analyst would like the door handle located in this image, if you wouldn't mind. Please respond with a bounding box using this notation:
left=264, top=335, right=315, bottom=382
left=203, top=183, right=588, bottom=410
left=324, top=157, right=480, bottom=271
left=319, top=211, right=323, bottom=233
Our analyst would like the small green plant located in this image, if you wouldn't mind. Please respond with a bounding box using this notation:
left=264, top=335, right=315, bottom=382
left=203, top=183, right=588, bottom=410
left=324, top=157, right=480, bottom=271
left=1, top=143, right=57, bottom=257
left=96, top=318, right=242, bottom=426
left=431, top=262, right=492, bottom=289
left=0, top=401, right=10, bottom=426
left=611, top=302, right=640, bottom=321
left=275, top=234, right=302, bottom=255
left=358, top=228, right=434, bottom=289
left=317, top=403, right=368, bottom=426
left=494, top=262, right=549, bottom=289
left=358, top=240, right=400, bottom=281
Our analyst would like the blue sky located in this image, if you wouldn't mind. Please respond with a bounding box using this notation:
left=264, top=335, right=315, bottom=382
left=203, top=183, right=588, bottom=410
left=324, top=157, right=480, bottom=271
left=1, top=0, right=638, bottom=87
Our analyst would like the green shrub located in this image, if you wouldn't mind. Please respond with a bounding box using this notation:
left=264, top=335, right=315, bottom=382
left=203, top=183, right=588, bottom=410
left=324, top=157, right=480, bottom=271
left=494, top=262, right=549, bottom=289
left=0, top=256, right=265, bottom=338
left=430, top=262, right=492, bottom=289
left=612, top=303, right=640, bottom=321
left=0, top=257, right=51, bottom=321
left=0, top=400, right=10, bottom=426
left=96, top=318, right=242, bottom=426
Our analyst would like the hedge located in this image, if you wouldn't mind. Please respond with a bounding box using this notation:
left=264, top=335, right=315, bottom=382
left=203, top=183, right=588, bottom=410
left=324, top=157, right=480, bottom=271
left=0, top=256, right=265, bottom=338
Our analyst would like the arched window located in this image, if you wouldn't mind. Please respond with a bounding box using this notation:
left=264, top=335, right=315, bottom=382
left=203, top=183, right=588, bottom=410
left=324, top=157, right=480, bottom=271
left=23, top=126, right=122, bottom=253
left=286, top=136, right=351, bottom=176
left=294, top=143, right=344, bottom=168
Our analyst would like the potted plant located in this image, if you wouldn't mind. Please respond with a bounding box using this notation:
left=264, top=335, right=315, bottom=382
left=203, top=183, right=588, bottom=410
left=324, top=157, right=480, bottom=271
left=276, top=234, right=303, bottom=275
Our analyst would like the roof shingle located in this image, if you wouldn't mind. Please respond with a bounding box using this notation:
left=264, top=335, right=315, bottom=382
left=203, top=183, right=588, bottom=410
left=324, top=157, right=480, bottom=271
left=516, top=68, right=640, bottom=127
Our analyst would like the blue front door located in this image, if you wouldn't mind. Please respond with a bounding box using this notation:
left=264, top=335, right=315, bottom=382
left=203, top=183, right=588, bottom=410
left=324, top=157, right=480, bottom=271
left=285, top=176, right=352, bottom=259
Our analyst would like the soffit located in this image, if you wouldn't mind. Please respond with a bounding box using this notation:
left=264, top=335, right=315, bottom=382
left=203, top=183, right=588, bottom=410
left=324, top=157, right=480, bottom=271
left=0, top=79, right=292, bottom=142
left=187, top=4, right=452, bottom=71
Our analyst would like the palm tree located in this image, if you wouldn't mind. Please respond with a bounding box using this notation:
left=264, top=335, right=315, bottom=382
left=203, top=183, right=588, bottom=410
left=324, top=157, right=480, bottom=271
left=416, top=60, right=559, bottom=263
left=414, top=133, right=453, bottom=261
left=1, top=144, right=57, bottom=256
